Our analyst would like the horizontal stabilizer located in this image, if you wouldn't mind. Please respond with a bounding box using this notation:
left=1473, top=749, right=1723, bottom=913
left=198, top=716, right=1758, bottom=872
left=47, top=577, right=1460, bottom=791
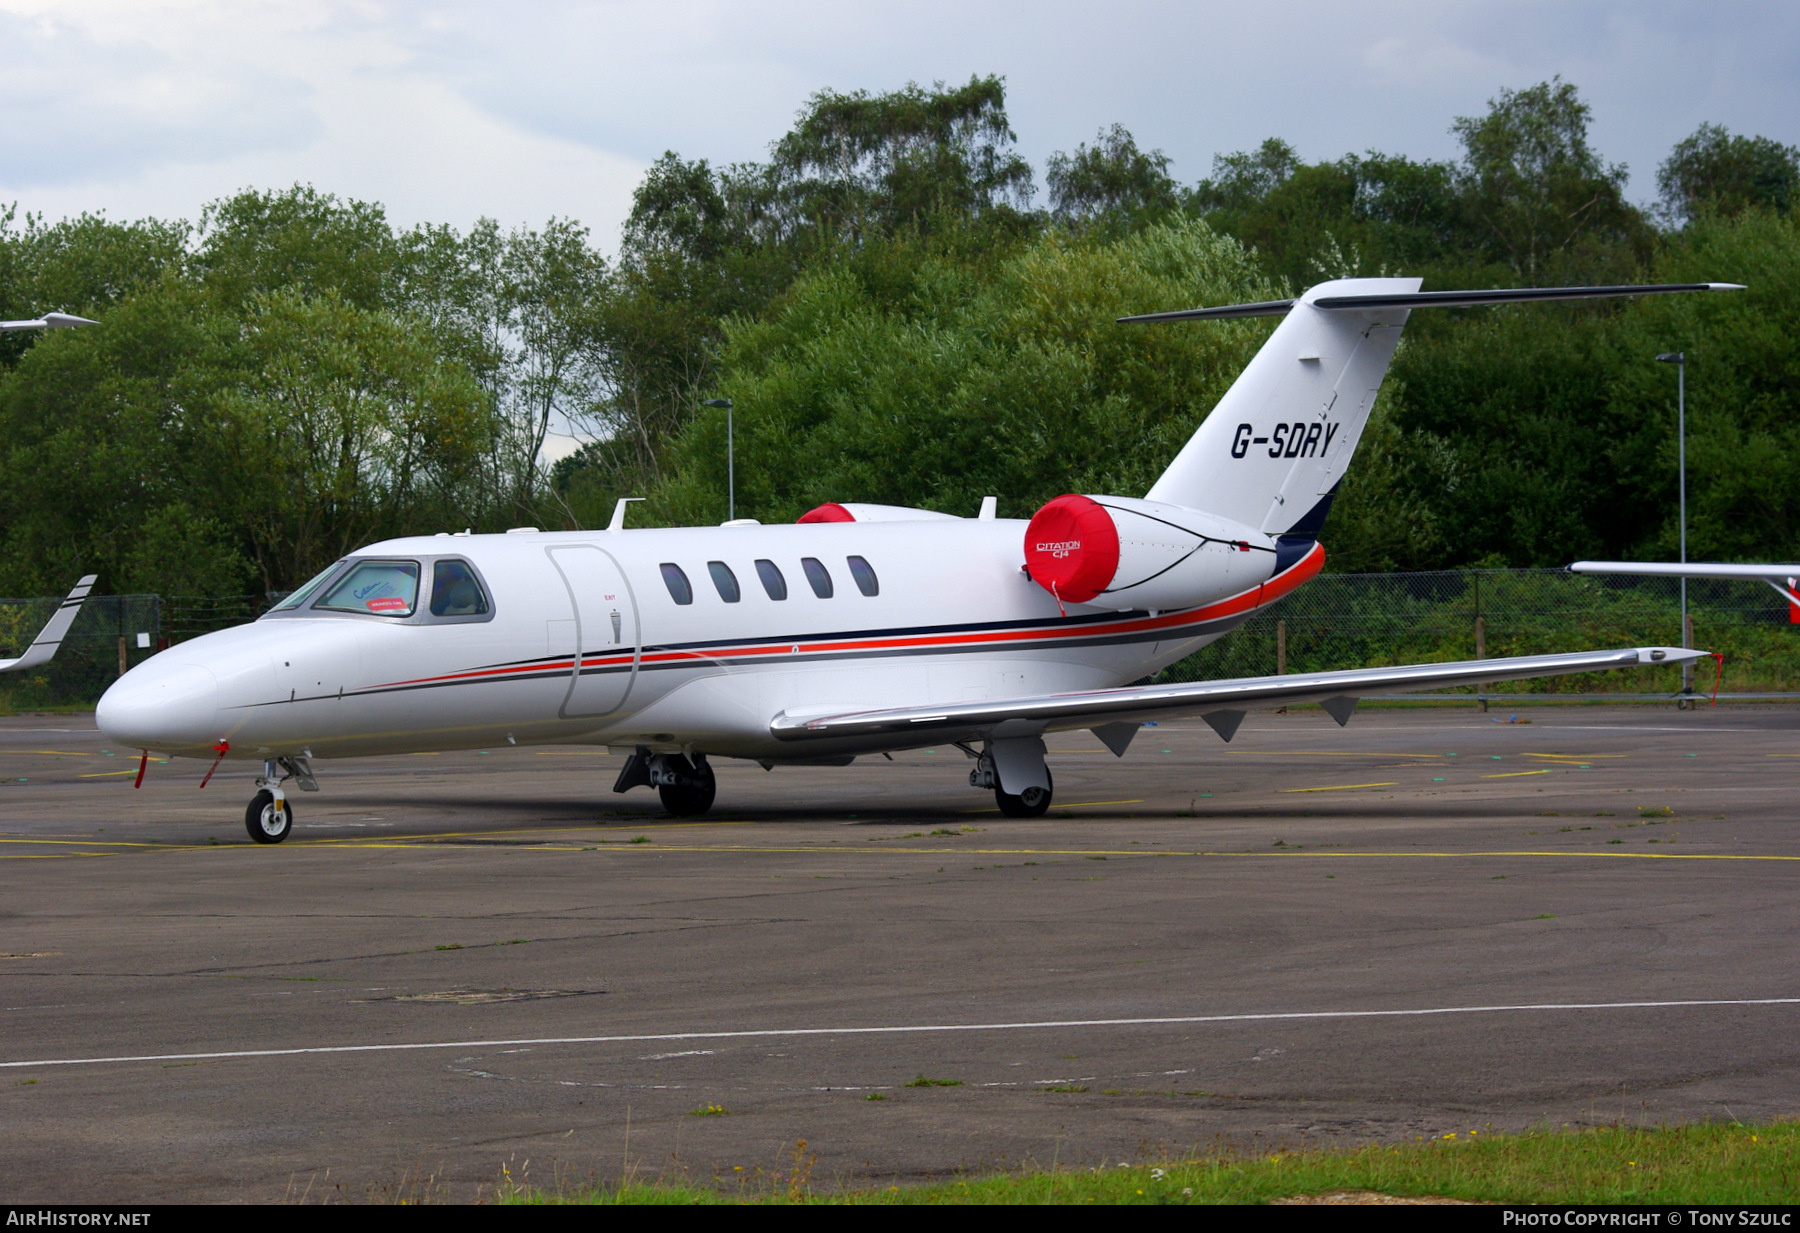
left=1119, top=283, right=1743, bottom=324
left=770, top=646, right=1705, bottom=742
left=0, top=575, right=98, bottom=674
left=1571, top=559, right=1800, bottom=606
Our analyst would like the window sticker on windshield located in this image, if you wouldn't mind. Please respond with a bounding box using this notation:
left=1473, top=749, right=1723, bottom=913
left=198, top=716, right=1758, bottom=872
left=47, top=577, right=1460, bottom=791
left=317, top=561, right=421, bottom=617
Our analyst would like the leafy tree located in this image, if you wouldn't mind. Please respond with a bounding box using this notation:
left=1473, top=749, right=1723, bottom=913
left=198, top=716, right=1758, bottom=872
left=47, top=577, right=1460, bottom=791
left=1657, top=123, right=1800, bottom=224
left=646, top=218, right=1280, bottom=526
left=746, top=75, right=1035, bottom=246
left=1046, top=124, right=1180, bottom=226
left=1449, top=77, right=1650, bottom=281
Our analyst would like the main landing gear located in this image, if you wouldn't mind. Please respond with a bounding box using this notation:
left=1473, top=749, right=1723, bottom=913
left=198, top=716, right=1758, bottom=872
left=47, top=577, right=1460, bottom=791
left=966, top=736, right=1054, bottom=818
left=245, top=756, right=317, bottom=844
left=613, top=750, right=716, bottom=817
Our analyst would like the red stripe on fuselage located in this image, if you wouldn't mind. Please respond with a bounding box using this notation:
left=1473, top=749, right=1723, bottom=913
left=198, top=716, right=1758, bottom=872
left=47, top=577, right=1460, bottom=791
left=361, top=543, right=1326, bottom=692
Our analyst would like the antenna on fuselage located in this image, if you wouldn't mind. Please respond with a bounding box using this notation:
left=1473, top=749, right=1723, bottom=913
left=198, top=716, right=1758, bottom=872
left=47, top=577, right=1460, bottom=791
left=608, top=497, right=646, bottom=532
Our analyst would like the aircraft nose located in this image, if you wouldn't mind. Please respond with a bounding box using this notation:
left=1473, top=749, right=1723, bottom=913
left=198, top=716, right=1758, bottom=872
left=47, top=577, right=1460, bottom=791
left=96, top=662, right=222, bottom=755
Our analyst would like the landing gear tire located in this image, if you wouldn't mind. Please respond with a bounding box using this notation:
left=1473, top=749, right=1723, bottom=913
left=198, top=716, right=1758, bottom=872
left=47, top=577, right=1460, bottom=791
left=246, top=789, right=293, bottom=844
left=657, top=758, right=717, bottom=817
left=995, top=770, right=1053, bottom=818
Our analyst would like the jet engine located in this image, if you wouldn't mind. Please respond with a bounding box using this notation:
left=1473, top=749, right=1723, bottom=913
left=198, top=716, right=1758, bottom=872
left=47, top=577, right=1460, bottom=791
left=1022, top=493, right=1277, bottom=610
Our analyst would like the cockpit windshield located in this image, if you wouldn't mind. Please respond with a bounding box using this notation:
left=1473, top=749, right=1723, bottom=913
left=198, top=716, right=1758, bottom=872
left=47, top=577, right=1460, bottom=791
left=315, top=560, right=420, bottom=617
left=269, top=561, right=346, bottom=612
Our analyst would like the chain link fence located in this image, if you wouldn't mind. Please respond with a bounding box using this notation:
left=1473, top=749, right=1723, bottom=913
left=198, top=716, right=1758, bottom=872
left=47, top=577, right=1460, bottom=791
left=0, top=593, right=274, bottom=709
left=1161, top=569, right=1800, bottom=697
left=4, top=571, right=1798, bottom=709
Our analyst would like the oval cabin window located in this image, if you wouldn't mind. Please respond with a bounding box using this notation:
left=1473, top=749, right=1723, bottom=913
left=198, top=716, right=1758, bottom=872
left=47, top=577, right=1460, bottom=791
left=801, top=557, right=834, bottom=598
left=708, top=561, right=741, bottom=603
left=755, top=559, right=787, bottom=600
left=846, top=555, right=879, bottom=597
left=660, top=563, right=694, bottom=605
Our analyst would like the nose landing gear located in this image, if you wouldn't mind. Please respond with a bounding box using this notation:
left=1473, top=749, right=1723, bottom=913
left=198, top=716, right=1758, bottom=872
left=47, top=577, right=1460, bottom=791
left=245, top=757, right=314, bottom=844
left=246, top=788, right=292, bottom=843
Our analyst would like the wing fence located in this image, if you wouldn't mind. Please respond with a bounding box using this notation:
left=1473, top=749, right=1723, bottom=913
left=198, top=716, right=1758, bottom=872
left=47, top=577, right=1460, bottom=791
left=2, top=570, right=1798, bottom=709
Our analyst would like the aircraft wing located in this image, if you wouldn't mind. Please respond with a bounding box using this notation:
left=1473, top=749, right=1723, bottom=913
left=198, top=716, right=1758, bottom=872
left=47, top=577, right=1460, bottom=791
left=1570, top=560, right=1800, bottom=605
left=769, top=646, right=1704, bottom=744
left=0, top=575, right=98, bottom=674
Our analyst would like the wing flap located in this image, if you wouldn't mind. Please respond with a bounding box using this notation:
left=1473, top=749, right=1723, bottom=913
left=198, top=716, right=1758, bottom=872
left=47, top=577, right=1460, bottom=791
left=768, top=647, right=1704, bottom=742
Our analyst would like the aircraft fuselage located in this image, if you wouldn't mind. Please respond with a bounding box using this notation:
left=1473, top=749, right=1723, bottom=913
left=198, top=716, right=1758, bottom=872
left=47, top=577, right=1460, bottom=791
left=97, top=517, right=1302, bottom=765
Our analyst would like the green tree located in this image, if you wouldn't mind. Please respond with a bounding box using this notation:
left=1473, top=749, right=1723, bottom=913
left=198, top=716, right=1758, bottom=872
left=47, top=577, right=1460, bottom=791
left=1657, top=123, right=1800, bottom=224
left=647, top=218, right=1279, bottom=526
left=1046, top=124, right=1180, bottom=227
left=1450, top=78, right=1650, bottom=281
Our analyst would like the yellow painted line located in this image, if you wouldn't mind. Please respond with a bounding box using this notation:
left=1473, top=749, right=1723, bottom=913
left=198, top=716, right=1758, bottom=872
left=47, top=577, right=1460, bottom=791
left=1481, top=769, right=1553, bottom=779
left=965, top=799, right=1145, bottom=814
left=0, top=837, right=201, bottom=849
left=1282, top=782, right=1398, bottom=793
left=313, top=843, right=1800, bottom=863
left=296, top=819, right=758, bottom=846
left=0, top=750, right=97, bottom=757
left=1525, top=753, right=1625, bottom=760
left=1239, top=752, right=1443, bottom=759
left=78, top=770, right=140, bottom=778
left=534, top=751, right=613, bottom=756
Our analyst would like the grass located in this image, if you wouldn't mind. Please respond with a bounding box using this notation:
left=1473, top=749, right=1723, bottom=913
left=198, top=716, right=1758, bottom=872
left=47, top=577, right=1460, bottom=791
left=507, top=1121, right=1800, bottom=1205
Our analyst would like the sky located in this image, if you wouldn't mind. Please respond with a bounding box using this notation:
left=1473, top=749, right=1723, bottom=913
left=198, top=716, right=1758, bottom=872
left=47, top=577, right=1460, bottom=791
left=2, top=0, right=1797, bottom=253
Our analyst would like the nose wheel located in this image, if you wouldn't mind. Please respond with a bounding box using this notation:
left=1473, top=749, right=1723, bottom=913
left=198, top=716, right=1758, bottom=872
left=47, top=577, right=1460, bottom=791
left=246, top=789, right=293, bottom=843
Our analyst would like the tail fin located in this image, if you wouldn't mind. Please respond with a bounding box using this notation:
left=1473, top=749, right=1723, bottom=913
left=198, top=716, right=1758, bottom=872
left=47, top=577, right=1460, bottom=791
left=0, top=574, right=97, bottom=674
left=1144, top=277, right=1419, bottom=536
left=1136, top=278, right=1744, bottom=538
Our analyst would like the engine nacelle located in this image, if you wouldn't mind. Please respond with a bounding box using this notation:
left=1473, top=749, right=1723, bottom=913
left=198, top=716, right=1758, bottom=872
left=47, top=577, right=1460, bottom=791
left=1023, top=494, right=1278, bottom=610
left=797, top=502, right=960, bottom=523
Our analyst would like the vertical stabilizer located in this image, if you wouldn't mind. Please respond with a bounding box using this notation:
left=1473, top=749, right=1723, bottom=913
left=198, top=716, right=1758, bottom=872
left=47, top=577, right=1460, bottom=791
left=1145, top=277, right=1419, bottom=536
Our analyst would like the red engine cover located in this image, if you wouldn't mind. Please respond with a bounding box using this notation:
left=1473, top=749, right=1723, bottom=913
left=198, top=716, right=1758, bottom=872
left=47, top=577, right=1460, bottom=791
left=797, top=503, right=855, bottom=523
left=1023, top=494, right=1120, bottom=604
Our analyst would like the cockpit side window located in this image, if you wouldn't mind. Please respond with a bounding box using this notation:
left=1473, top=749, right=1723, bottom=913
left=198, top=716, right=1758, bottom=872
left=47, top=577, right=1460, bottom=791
left=429, top=559, right=490, bottom=617
left=315, top=560, right=420, bottom=617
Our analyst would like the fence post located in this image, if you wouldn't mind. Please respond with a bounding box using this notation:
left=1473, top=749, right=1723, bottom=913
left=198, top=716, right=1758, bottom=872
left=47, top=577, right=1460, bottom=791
left=117, top=636, right=127, bottom=678
left=1681, top=611, right=1695, bottom=704
left=1475, top=614, right=1488, bottom=712
left=1276, top=619, right=1287, bottom=676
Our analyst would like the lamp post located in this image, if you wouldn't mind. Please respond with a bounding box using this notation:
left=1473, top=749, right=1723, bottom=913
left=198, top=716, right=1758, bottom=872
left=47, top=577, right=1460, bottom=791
left=703, top=398, right=734, bottom=521
left=1656, top=351, right=1691, bottom=702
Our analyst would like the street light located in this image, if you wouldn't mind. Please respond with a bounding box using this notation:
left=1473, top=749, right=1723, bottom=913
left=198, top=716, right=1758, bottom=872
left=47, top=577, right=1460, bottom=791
left=703, top=398, right=734, bottom=521
left=0, top=311, right=98, bottom=332
left=1656, top=351, right=1692, bottom=703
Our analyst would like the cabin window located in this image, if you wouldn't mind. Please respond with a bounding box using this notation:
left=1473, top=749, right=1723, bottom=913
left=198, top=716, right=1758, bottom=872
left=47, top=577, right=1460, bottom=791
left=316, top=560, right=420, bottom=617
left=429, top=559, right=490, bottom=616
left=755, top=559, right=787, bottom=600
left=801, top=557, right=834, bottom=598
left=270, top=560, right=345, bottom=612
left=707, top=561, right=741, bottom=603
left=847, top=555, right=879, bottom=597
left=660, top=563, right=694, bottom=605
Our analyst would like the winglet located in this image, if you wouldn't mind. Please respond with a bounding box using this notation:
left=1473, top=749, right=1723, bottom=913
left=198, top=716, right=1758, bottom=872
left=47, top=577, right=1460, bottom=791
left=0, top=575, right=98, bottom=674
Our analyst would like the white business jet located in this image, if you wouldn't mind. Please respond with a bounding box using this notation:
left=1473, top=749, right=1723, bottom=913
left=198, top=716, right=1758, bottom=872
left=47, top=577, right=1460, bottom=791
left=61, top=279, right=1737, bottom=842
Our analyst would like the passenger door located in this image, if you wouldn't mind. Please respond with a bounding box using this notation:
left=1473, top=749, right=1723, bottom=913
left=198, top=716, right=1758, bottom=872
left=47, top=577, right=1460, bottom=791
left=545, top=545, right=640, bottom=719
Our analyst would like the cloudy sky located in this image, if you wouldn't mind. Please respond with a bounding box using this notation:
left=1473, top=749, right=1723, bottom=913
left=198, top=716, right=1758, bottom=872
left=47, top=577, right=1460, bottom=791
left=2, top=0, right=1796, bottom=250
